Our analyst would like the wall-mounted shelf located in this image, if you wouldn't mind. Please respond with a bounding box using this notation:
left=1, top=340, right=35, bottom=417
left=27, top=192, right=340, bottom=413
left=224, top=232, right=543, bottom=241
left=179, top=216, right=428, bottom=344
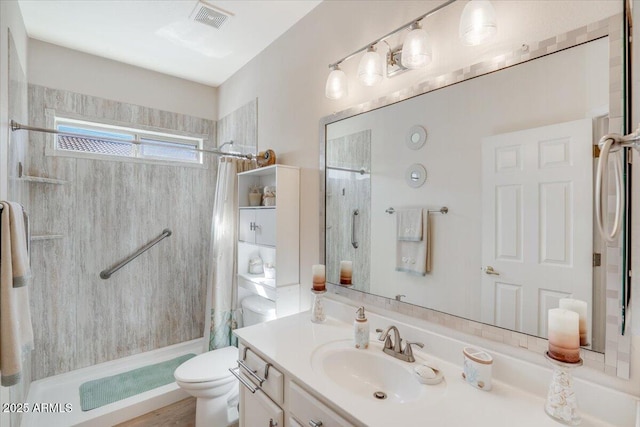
left=31, top=234, right=64, bottom=242
left=17, top=162, right=68, bottom=185
left=20, top=176, right=68, bottom=185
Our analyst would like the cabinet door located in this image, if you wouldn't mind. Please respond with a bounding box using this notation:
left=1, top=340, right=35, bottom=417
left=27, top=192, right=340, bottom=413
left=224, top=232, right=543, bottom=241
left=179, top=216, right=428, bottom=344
left=240, top=386, right=283, bottom=427
left=289, top=382, right=352, bottom=427
left=255, top=209, right=276, bottom=246
left=239, top=209, right=255, bottom=243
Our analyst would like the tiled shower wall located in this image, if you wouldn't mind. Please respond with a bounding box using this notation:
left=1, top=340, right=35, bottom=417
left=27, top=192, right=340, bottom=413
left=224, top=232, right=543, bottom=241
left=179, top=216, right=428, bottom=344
left=27, top=85, right=217, bottom=380
left=325, top=130, right=371, bottom=292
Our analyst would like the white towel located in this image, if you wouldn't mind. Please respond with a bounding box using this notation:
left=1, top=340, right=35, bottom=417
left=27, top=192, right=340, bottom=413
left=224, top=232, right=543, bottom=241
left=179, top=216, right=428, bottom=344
left=0, top=201, right=34, bottom=386
left=396, top=208, right=422, bottom=241
left=396, top=209, right=431, bottom=275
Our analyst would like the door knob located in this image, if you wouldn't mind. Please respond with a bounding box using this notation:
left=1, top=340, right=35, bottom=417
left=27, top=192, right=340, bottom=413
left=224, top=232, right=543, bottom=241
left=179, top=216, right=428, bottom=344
left=483, top=266, right=500, bottom=275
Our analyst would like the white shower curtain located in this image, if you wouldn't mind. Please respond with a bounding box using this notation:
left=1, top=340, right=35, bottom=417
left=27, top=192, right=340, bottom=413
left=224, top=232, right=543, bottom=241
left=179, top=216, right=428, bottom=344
left=205, top=156, right=256, bottom=351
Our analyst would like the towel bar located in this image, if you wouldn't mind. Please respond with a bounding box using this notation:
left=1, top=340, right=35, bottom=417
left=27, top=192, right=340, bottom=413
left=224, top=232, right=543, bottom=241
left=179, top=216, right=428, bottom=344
left=385, top=206, right=448, bottom=215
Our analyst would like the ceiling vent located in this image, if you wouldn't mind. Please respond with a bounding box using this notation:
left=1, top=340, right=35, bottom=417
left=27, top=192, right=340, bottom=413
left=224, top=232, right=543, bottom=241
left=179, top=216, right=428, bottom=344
left=190, top=1, right=233, bottom=29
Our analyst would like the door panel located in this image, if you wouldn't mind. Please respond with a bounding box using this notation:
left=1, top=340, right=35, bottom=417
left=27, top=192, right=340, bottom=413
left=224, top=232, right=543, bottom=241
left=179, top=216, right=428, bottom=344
left=481, top=119, right=592, bottom=339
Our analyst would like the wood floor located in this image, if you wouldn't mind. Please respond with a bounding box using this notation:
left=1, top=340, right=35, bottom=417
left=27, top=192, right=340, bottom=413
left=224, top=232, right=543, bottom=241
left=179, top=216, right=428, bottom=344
left=115, top=397, right=196, bottom=427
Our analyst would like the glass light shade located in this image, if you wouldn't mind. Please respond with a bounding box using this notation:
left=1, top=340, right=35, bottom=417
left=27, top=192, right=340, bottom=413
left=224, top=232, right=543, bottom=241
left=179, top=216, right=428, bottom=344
left=325, top=66, right=348, bottom=100
left=401, top=25, right=432, bottom=69
left=459, top=0, right=497, bottom=46
left=357, top=47, right=384, bottom=86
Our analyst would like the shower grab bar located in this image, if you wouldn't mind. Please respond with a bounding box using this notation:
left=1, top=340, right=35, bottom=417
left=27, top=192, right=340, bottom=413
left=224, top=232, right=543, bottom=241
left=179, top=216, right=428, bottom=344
left=326, top=166, right=369, bottom=175
left=351, top=209, right=359, bottom=249
left=99, top=228, right=172, bottom=279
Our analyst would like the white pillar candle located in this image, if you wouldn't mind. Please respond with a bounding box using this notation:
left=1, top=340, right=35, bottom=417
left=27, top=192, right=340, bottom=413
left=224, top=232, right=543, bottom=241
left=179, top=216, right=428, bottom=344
left=312, top=264, right=326, bottom=291
left=559, top=298, right=588, bottom=346
left=548, top=308, right=580, bottom=363
left=339, top=260, right=353, bottom=285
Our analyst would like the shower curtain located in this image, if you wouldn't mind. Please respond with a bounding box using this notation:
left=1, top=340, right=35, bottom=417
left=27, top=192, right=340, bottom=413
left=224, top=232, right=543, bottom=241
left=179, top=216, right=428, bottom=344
left=205, top=156, right=256, bottom=350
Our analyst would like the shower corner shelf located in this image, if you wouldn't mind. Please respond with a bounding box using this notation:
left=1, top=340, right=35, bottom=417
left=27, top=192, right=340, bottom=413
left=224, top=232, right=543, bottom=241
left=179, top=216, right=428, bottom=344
left=31, top=234, right=64, bottom=242
left=20, top=175, right=68, bottom=185
left=16, top=163, right=68, bottom=185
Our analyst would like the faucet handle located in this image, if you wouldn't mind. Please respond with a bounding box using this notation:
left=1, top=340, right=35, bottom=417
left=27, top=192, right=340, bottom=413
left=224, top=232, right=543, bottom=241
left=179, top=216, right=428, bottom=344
left=403, top=341, right=425, bottom=362
left=375, top=328, right=393, bottom=349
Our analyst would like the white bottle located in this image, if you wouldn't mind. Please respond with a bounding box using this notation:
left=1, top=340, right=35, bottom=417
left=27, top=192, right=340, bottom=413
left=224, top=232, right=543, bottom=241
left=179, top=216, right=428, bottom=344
left=354, top=306, right=369, bottom=349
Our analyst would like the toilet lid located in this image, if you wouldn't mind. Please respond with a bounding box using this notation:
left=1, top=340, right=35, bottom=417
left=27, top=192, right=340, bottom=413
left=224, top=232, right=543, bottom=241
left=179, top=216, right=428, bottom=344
left=174, top=346, right=238, bottom=383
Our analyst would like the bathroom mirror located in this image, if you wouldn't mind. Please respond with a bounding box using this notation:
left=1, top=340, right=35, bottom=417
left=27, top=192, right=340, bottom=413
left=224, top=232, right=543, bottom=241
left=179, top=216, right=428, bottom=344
left=321, top=0, right=628, bottom=365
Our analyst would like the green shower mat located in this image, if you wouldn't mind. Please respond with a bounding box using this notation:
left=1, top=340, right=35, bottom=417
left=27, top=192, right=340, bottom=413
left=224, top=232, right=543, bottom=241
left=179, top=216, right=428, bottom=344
left=79, top=353, right=196, bottom=411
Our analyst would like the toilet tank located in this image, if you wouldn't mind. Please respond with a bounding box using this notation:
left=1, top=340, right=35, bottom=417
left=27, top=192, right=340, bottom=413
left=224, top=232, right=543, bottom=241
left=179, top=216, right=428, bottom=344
left=241, top=295, right=276, bottom=327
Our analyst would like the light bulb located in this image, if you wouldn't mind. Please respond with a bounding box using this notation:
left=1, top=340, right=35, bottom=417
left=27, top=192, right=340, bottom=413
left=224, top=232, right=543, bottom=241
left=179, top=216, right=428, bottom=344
left=325, top=65, right=348, bottom=100
left=459, top=0, right=497, bottom=46
left=401, top=22, right=432, bottom=69
left=357, top=46, right=383, bottom=86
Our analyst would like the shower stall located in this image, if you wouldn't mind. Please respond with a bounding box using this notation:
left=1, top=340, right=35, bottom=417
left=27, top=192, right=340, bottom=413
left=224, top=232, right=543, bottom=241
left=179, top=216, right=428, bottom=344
left=5, top=54, right=258, bottom=424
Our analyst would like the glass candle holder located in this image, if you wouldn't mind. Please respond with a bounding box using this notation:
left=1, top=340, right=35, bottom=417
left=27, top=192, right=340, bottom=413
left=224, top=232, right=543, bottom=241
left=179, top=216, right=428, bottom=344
left=310, top=289, right=327, bottom=323
left=544, top=351, right=583, bottom=425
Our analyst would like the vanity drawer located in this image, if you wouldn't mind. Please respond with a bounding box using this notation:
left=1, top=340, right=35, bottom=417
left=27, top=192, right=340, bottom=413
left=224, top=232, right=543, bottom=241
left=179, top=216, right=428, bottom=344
left=239, top=345, right=284, bottom=405
left=289, top=382, right=352, bottom=427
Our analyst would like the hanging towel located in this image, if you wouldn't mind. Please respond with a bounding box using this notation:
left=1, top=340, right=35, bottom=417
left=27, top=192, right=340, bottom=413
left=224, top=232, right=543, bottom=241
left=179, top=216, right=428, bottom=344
left=396, top=209, right=431, bottom=275
left=0, top=201, right=34, bottom=386
left=396, top=208, right=422, bottom=241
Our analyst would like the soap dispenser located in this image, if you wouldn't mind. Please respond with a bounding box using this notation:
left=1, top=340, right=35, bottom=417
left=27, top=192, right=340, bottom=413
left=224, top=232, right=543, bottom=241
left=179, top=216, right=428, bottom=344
left=354, top=307, right=369, bottom=349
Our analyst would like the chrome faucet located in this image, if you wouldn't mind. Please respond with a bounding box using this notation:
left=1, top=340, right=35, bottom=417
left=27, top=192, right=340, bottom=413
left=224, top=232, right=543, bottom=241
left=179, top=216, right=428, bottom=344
left=376, top=325, right=424, bottom=363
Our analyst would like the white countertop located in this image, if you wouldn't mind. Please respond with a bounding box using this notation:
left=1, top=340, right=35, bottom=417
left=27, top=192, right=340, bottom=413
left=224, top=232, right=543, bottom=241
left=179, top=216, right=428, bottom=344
left=235, top=310, right=618, bottom=427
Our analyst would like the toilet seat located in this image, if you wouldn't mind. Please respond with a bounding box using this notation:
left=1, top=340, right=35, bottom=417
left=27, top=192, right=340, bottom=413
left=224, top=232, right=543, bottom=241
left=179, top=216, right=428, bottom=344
left=174, top=346, right=238, bottom=384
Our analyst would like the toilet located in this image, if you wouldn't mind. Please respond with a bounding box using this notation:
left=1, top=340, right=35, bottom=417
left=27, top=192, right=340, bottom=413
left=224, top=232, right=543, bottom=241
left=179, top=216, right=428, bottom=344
left=174, top=295, right=276, bottom=427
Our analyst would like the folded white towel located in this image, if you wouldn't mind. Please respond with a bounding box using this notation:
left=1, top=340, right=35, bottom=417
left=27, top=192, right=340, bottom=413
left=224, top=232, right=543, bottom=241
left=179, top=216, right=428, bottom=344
left=0, top=201, right=34, bottom=386
left=396, top=208, right=422, bottom=241
left=396, top=209, right=431, bottom=275
left=7, top=202, right=30, bottom=287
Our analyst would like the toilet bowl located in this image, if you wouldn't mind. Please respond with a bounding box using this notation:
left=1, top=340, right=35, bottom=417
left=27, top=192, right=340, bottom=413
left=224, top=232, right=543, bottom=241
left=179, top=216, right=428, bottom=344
left=174, top=295, right=276, bottom=427
left=174, top=346, right=239, bottom=427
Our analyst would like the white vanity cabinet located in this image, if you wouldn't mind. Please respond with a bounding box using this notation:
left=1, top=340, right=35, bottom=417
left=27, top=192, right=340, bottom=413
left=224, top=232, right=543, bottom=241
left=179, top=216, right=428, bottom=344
left=289, top=382, right=351, bottom=427
left=237, top=165, right=300, bottom=317
left=241, top=388, right=283, bottom=427
left=238, top=345, right=285, bottom=427
left=239, top=208, right=276, bottom=246
left=237, top=342, right=354, bottom=427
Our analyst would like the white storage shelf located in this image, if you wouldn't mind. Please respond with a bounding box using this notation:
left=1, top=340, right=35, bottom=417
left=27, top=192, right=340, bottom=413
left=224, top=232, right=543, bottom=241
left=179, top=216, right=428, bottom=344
left=237, top=164, right=300, bottom=319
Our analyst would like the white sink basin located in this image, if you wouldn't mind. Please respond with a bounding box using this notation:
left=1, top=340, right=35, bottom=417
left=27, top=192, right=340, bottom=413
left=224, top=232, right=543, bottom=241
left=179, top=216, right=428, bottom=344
left=310, top=340, right=445, bottom=403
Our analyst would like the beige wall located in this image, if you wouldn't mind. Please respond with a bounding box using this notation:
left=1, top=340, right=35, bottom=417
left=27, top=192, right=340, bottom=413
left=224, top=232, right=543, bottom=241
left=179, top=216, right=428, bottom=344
left=28, top=39, right=218, bottom=120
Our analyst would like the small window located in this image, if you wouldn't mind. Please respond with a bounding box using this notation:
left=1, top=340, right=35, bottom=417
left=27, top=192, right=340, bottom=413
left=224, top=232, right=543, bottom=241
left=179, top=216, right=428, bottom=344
left=54, top=117, right=203, bottom=165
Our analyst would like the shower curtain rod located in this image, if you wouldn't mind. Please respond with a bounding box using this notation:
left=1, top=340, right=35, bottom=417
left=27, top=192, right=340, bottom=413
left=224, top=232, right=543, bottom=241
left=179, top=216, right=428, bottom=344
left=10, top=120, right=255, bottom=160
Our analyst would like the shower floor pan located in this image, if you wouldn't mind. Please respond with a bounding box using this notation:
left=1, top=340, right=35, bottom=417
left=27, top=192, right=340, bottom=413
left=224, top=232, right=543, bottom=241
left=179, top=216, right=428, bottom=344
left=21, top=338, right=202, bottom=427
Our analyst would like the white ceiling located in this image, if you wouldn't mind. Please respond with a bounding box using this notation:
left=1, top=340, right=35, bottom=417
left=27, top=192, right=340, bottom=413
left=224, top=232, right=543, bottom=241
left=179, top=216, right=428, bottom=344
left=17, top=0, right=322, bottom=87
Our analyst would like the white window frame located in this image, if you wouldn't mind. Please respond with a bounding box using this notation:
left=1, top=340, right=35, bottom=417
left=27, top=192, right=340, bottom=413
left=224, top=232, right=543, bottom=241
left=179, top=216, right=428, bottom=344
left=52, top=116, right=204, bottom=165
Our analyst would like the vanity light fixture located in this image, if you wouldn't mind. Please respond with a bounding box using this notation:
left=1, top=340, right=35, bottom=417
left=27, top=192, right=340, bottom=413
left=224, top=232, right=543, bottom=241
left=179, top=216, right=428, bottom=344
left=357, top=45, right=384, bottom=86
left=459, top=0, right=497, bottom=46
left=324, top=0, right=498, bottom=100
left=325, top=64, right=348, bottom=100
left=401, top=22, right=432, bottom=69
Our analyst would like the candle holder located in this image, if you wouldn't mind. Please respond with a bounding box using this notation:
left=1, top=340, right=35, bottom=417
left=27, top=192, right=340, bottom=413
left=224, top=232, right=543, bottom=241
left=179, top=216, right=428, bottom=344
left=310, top=289, right=327, bottom=323
left=544, top=352, right=583, bottom=425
